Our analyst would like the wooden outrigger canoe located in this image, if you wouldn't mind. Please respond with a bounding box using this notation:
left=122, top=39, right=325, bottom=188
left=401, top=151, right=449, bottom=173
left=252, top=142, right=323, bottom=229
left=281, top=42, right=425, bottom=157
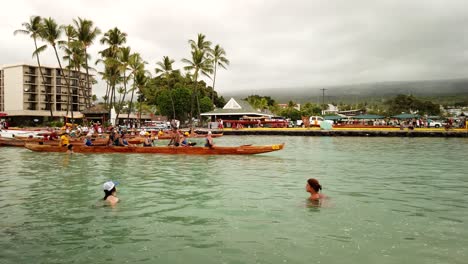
left=7, top=137, right=110, bottom=147
left=0, top=138, right=26, bottom=147
left=24, top=143, right=285, bottom=155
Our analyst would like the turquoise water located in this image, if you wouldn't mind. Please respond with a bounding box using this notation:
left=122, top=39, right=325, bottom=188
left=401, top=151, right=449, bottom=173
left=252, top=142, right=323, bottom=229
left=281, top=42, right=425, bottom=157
left=1, top=136, right=467, bottom=264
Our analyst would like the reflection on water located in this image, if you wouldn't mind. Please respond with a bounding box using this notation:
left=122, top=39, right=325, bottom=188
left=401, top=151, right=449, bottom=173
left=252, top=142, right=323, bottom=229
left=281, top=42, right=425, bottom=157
left=1, top=137, right=468, bottom=264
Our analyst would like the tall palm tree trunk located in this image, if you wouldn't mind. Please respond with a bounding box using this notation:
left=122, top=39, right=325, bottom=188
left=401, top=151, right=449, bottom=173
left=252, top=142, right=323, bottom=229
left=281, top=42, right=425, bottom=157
left=104, top=82, right=110, bottom=108
left=168, top=78, right=176, bottom=119
left=211, top=63, right=218, bottom=103
left=84, top=47, right=91, bottom=107
left=190, top=71, right=199, bottom=125
left=127, top=78, right=136, bottom=121
left=34, top=38, right=53, bottom=119
left=115, top=73, right=127, bottom=124
left=66, top=63, right=73, bottom=121
left=52, top=45, right=71, bottom=122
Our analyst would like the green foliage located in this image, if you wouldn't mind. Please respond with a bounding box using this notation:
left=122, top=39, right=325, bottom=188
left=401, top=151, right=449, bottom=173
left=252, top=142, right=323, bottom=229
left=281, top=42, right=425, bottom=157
left=245, top=95, right=276, bottom=107
left=385, top=94, right=441, bottom=115
left=48, top=121, right=63, bottom=127
left=199, top=96, right=214, bottom=114
left=280, top=109, right=302, bottom=120
left=301, top=103, right=322, bottom=116
left=172, top=87, right=192, bottom=122
left=155, top=89, right=173, bottom=117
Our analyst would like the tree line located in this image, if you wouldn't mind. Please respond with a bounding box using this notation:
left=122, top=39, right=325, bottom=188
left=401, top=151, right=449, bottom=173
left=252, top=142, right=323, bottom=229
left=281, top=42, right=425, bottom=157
left=15, top=16, right=229, bottom=125
left=245, top=94, right=442, bottom=121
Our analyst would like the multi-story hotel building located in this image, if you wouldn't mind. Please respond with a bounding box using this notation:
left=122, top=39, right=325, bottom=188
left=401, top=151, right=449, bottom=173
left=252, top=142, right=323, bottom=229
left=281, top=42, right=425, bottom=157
left=0, top=64, right=92, bottom=119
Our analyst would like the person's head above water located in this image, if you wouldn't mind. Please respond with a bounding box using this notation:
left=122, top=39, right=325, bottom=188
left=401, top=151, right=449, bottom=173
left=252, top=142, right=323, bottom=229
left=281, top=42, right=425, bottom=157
left=103, top=180, right=118, bottom=199
left=306, top=178, right=322, bottom=193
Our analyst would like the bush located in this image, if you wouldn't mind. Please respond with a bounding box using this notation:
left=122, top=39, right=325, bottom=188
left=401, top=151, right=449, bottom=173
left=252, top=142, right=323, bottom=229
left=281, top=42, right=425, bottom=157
left=48, top=121, right=63, bottom=128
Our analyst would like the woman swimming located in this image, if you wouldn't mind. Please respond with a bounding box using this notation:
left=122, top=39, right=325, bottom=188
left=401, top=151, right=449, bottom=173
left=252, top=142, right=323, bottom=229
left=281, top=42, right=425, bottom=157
left=306, top=178, right=325, bottom=201
left=103, top=181, right=119, bottom=206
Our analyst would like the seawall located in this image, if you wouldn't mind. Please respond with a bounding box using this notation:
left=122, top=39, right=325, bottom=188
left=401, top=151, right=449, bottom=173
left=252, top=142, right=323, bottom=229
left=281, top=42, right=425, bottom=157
left=219, top=128, right=468, bottom=137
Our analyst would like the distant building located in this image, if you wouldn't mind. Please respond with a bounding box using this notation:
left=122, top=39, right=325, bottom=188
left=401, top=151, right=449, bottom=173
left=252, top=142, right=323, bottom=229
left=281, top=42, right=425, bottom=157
left=0, top=64, right=92, bottom=123
left=201, top=98, right=274, bottom=121
left=322, top=104, right=339, bottom=115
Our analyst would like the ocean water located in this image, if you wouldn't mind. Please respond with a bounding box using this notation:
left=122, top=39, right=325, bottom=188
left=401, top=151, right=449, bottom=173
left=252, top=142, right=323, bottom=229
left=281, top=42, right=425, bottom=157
left=1, top=136, right=467, bottom=264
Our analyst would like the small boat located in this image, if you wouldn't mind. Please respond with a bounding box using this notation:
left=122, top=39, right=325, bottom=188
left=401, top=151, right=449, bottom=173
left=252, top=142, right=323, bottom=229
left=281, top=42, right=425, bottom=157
left=24, top=143, right=285, bottom=155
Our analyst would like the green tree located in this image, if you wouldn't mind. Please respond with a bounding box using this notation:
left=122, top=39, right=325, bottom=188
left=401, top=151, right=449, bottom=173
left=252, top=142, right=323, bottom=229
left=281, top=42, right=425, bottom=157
left=61, top=24, right=77, bottom=118
left=127, top=53, right=146, bottom=120
left=115, top=46, right=131, bottom=123
left=301, top=102, right=322, bottom=116
left=99, top=27, right=127, bottom=58
left=40, top=17, right=71, bottom=119
left=209, top=44, right=229, bottom=103
left=172, top=86, right=192, bottom=122
left=14, top=16, right=52, bottom=118
left=199, top=96, right=214, bottom=114
left=182, top=48, right=213, bottom=122
left=155, top=56, right=177, bottom=119
left=74, top=17, right=101, bottom=107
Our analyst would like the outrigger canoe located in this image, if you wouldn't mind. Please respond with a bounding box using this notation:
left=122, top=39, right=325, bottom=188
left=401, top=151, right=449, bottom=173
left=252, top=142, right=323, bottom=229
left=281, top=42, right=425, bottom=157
left=0, top=138, right=26, bottom=147
left=24, top=143, right=285, bottom=155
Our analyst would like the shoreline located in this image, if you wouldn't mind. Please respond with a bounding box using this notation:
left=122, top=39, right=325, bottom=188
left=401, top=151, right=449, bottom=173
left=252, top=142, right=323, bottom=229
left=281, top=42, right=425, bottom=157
left=217, top=127, right=468, bottom=137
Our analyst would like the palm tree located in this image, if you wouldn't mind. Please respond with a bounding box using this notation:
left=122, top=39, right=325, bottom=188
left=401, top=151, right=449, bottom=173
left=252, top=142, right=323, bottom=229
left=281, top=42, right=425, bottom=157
left=14, top=16, right=53, bottom=118
left=155, top=56, right=177, bottom=119
left=127, top=53, right=145, bottom=121
left=189, top=33, right=212, bottom=52
left=115, top=46, right=131, bottom=123
left=73, top=17, right=101, bottom=108
left=62, top=25, right=77, bottom=118
left=182, top=49, right=213, bottom=123
left=133, top=70, right=148, bottom=125
left=104, top=58, right=122, bottom=111
left=209, top=44, right=230, bottom=103
left=99, top=27, right=127, bottom=58
left=40, top=17, right=73, bottom=120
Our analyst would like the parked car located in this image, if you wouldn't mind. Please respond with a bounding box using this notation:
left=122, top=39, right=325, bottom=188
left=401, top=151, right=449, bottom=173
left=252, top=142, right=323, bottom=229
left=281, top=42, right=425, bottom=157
left=428, top=121, right=442, bottom=128
left=309, top=116, right=333, bottom=126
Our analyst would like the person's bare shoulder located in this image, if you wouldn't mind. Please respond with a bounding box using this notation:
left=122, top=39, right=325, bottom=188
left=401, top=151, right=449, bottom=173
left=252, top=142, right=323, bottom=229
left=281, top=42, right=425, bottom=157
left=107, top=196, right=119, bottom=206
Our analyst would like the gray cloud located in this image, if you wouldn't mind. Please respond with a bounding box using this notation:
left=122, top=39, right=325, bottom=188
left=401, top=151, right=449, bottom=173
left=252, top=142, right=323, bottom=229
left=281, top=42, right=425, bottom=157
left=2, top=0, right=468, bottom=98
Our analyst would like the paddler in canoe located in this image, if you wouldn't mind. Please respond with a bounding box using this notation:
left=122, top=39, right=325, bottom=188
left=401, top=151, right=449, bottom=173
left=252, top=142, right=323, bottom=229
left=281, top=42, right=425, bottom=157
left=205, top=131, right=214, bottom=148
left=60, top=132, right=70, bottom=147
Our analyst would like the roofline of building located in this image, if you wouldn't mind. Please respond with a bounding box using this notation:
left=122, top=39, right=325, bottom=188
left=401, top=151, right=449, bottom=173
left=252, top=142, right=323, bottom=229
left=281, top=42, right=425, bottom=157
left=201, top=112, right=274, bottom=117
left=0, top=63, right=90, bottom=74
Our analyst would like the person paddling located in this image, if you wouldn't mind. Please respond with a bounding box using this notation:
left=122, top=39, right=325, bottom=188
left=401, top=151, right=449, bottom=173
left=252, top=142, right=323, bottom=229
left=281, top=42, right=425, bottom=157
left=103, top=181, right=119, bottom=206
left=205, top=131, right=214, bottom=148
left=306, top=178, right=325, bottom=201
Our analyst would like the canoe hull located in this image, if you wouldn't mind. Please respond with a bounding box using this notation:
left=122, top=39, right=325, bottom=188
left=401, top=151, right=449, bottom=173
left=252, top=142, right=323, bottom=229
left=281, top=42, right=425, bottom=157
left=0, top=138, right=25, bottom=147
left=24, top=143, right=285, bottom=155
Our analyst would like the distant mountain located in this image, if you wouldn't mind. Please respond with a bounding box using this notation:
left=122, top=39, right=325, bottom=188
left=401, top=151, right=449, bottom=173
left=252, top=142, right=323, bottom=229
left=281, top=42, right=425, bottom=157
left=223, top=78, right=468, bottom=104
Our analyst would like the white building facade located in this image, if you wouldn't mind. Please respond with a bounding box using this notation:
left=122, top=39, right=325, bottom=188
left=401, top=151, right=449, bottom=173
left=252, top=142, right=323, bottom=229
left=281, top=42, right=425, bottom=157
left=0, top=64, right=92, bottom=118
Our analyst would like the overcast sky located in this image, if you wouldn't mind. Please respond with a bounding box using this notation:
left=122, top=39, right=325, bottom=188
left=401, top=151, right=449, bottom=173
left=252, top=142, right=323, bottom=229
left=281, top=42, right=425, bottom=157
left=2, top=0, right=468, bottom=98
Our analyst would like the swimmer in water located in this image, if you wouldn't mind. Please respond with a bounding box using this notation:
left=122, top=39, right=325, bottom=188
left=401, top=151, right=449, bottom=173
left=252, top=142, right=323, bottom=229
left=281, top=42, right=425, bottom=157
left=306, top=178, right=325, bottom=201
left=103, top=181, right=119, bottom=206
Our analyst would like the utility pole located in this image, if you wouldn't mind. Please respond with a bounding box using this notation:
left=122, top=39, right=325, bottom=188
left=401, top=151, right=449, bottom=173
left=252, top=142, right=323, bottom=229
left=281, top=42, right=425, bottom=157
left=320, top=88, right=327, bottom=115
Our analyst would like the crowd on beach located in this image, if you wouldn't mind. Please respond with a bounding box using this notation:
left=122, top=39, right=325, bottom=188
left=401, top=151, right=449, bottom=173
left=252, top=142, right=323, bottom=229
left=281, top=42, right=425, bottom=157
left=335, top=117, right=467, bottom=129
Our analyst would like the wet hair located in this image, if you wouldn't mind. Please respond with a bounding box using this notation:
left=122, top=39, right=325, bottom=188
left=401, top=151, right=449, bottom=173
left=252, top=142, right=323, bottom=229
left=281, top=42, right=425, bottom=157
left=307, top=178, right=322, bottom=192
left=103, top=187, right=116, bottom=200
left=67, top=144, right=73, bottom=150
